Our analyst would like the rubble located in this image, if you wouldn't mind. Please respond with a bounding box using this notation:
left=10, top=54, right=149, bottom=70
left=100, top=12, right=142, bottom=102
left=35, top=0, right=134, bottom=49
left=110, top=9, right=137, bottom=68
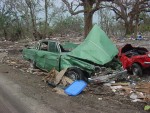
left=109, top=81, right=150, bottom=103
left=42, top=68, right=75, bottom=95
left=42, top=68, right=73, bottom=87
left=0, top=52, right=7, bottom=63
left=2, top=52, right=150, bottom=99
left=88, top=69, right=127, bottom=83
left=52, top=87, right=67, bottom=96
left=0, top=37, right=150, bottom=102
left=135, top=82, right=150, bottom=102
left=135, top=82, right=150, bottom=94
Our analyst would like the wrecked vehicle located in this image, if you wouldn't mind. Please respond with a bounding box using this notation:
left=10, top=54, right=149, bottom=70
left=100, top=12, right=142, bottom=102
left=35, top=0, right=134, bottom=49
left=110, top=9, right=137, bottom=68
left=23, top=25, right=126, bottom=82
left=118, top=44, right=150, bottom=76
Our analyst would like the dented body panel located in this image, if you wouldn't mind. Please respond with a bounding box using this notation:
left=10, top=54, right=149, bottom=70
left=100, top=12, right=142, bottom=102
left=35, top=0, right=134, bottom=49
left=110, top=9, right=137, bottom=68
left=118, top=44, right=150, bottom=70
left=23, top=47, right=95, bottom=73
left=23, top=25, right=119, bottom=77
left=68, top=25, right=118, bottom=65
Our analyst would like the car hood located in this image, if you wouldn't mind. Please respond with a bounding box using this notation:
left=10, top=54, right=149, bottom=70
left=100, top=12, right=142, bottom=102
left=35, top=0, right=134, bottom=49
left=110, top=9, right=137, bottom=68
left=68, top=25, right=118, bottom=65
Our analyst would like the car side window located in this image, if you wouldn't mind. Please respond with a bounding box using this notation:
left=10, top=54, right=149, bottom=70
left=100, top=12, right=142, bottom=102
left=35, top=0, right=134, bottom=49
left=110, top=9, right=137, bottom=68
left=49, top=42, right=59, bottom=53
left=40, top=42, right=48, bottom=51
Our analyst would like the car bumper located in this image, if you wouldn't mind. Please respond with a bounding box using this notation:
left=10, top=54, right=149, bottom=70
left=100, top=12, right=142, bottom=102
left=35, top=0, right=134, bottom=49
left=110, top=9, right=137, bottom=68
left=88, top=70, right=127, bottom=83
left=144, top=62, right=150, bottom=64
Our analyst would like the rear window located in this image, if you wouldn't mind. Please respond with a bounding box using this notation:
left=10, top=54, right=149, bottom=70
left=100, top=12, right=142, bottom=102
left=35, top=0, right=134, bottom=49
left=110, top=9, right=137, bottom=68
left=49, top=42, right=59, bottom=53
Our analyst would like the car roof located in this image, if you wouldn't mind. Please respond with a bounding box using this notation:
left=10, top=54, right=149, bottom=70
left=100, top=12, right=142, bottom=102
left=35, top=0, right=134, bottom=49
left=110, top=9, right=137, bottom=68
left=39, top=39, right=60, bottom=43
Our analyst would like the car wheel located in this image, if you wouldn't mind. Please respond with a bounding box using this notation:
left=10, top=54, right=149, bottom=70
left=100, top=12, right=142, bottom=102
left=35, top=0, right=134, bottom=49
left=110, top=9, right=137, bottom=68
left=65, top=68, right=87, bottom=82
left=132, top=63, right=142, bottom=76
left=30, top=60, right=36, bottom=69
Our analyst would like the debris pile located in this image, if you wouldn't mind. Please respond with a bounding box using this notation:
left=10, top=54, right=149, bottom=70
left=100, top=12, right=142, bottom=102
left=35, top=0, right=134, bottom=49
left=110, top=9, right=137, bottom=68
left=42, top=68, right=75, bottom=95
left=135, top=82, right=150, bottom=102
left=2, top=56, right=30, bottom=71
left=42, top=68, right=73, bottom=87
left=2, top=52, right=150, bottom=101
left=108, top=81, right=150, bottom=103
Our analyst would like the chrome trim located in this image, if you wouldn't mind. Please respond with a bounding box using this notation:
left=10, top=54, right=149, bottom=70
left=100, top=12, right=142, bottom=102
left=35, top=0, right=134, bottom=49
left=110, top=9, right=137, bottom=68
left=144, top=62, right=150, bottom=64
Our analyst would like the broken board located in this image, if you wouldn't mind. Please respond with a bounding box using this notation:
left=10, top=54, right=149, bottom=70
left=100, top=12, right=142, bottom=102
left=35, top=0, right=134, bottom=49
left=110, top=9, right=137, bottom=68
left=64, top=80, right=87, bottom=96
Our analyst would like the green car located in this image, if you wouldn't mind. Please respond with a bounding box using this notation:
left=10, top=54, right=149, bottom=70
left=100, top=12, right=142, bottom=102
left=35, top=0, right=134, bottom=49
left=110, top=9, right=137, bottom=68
left=23, top=25, right=125, bottom=82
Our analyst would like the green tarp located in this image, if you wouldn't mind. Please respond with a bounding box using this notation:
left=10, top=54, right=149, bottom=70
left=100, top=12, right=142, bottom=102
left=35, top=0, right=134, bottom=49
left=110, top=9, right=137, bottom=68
left=68, top=25, right=118, bottom=65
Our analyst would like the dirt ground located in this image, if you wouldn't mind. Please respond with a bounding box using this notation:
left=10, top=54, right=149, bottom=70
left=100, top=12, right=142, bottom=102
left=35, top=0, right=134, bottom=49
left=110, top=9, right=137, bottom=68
left=0, top=38, right=150, bottom=113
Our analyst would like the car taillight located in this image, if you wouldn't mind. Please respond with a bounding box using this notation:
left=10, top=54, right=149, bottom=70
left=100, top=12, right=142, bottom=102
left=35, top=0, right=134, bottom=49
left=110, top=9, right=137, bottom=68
left=148, top=53, right=150, bottom=57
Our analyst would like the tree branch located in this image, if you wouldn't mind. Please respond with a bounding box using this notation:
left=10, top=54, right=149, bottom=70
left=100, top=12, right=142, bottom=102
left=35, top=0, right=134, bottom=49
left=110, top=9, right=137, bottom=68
left=90, top=0, right=100, bottom=14
left=61, top=0, right=84, bottom=15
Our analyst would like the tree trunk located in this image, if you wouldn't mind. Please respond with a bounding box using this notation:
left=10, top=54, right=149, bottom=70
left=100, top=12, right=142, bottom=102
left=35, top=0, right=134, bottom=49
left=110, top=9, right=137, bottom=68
left=44, top=0, right=48, bottom=38
left=3, top=29, right=7, bottom=40
left=134, top=15, right=139, bottom=38
left=83, top=1, right=93, bottom=37
left=30, top=12, right=37, bottom=40
left=25, top=0, right=37, bottom=40
left=125, top=22, right=134, bottom=35
left=84, top=13, right=93, bottom=37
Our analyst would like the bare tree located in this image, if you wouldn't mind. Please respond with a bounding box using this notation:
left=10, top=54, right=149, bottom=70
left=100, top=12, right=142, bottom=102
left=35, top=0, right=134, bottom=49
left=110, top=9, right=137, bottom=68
left=44, top=0, right=48, bottom=37
left=62, top=0, right=113, bottom=37
left=98, top=8, right=115, bottom=35
left=25, top=0, right=39, bottom=40
left=43, top=0, right=54, bottom=37
left=106, top=0, right=150, bottom=35
left=0, top=0, right=21, bottom=40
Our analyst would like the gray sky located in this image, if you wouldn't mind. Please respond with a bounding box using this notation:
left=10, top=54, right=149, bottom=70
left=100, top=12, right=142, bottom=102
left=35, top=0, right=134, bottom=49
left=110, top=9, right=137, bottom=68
left=37, top=0, right=99, bottom=23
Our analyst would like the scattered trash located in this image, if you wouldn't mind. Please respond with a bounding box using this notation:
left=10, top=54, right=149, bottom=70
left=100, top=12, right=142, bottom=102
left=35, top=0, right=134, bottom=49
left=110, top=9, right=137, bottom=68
left=61, top=76, right=73, bottom=87
left=121, top=87, right=132, bottom=95
left=135, top=82, right=150, bottom=94
left=144, top=105, right=150, bottom=111
left=0, top=31, right=150, bottom=104
left=42, top=68, right=72, bottom=87
left=42, top=68, right=59, bottom=84
left=130, top=93, right=138, bottom=100
left=136, top=33, right=143, bottom=40
left=131, top=99, right=143, bottom=102
left=52, top=87, right=67, bottom=96
left=111, top=82, right=129, bottom=86
left=98, top=98, right=102, bottom=100
left=65, top=80, right=87, bottom=96
left=0, top=52, right=7, bottom=63
left=88, top=70, right=127, bottom=83
left=54, top=69, right=67, bottom=85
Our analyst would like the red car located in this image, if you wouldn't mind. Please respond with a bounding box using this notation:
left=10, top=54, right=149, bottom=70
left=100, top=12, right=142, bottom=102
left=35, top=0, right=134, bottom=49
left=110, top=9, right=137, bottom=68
left=118, top=44, right=150, bottom=76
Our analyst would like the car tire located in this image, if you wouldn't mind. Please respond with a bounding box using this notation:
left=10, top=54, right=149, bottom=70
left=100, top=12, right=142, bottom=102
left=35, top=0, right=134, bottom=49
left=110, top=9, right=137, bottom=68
left=30, top=60, right=37, bottom=69
left=132, top=63, right=142, bottom=76
left=65, top=68, right=87, bottom=82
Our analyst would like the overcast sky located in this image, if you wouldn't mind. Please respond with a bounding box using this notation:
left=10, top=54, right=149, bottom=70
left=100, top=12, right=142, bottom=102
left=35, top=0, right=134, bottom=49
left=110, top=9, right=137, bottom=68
left=38, top=0, right=99, bottom=23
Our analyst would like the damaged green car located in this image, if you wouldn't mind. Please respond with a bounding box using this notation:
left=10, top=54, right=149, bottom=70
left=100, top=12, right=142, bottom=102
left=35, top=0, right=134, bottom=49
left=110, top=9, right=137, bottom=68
left=23, top=25, right=126, bottom=82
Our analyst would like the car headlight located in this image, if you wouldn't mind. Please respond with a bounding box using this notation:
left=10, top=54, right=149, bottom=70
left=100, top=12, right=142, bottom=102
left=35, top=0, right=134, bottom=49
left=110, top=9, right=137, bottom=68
left=148, top=53, right=150, bottom=57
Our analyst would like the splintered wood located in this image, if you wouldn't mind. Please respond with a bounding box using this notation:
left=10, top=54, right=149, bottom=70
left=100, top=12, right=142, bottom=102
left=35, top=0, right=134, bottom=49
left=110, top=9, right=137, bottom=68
left=135, top=82, right=150, bottom=102
left=42, top=68, right=58, bottom=83
left=135, top=82, right=150, bottom=94
left=42, top=68, right=73, bottom=87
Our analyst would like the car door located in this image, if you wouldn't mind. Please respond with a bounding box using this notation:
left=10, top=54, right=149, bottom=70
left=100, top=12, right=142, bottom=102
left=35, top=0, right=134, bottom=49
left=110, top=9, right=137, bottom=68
left=35, top=41, right=48, bottom=70
left=44, top=41, right=61, bottom=71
